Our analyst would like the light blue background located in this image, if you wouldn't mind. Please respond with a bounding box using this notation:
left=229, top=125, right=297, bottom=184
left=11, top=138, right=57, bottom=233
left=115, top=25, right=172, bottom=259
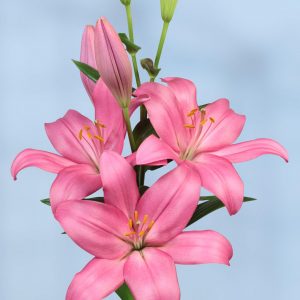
left=1, top=0, right=299, bottom=299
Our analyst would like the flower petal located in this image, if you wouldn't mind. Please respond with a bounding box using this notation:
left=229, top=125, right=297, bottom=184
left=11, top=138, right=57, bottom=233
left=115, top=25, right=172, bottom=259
left=100, top=151, right=139, bottom=218
left=137, top=164, right=201, bottom=245
left=66, top=258, right=125, bottom=300
left=80, top=25, right=97, bottom=99
left=160, top=230, right=233, bottom=265
left=211, top=138, right=289, bottom=163
left=135, top=82, right=187, bottom=152
left=11, top=149, right=74, bottom=180
left=94, top=17, right=132, bottom=107
left=136, top=135, right=178, bottom=165
left=92, top=79, right=125, bottom=153
left=55, top=200, right=131, bottom=259
left=162, top=77, right=198, bottom=117
left=193, top=153, right=244, bottom=215
left=50, top=164, right=102, bottom=213
left=124, top=248, right=180, bottom=300
left=45, top=110, right=98, bottom=165
left=198, top=99, right=246, bottom=152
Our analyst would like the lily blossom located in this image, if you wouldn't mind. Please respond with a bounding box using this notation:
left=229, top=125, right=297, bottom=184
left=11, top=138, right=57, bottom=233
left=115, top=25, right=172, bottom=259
left=94, top=17, right=133, bottom=108
left=135, top=77, right=288, bottom=215
left=56, top=151, right=233, bottom=300
left=80, top=25, right=97, bottom=99
left=11, top=80, right=125, bottom=213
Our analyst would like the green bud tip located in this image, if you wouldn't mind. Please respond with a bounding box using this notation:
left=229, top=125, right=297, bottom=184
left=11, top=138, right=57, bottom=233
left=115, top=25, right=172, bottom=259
left=160, top=0, right=178, bottom=23
left=120, top=0, right=131, bottom=5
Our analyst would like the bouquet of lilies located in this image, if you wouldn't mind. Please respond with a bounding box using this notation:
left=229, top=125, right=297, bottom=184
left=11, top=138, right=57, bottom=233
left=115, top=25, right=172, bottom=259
left=11, top=0, right=288, bottom=299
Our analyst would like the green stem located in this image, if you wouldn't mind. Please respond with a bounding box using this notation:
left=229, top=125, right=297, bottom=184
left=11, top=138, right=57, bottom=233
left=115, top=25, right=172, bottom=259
left=154, top=21, right=170, bottom=70
left=122, top=107, right=136, bottom=152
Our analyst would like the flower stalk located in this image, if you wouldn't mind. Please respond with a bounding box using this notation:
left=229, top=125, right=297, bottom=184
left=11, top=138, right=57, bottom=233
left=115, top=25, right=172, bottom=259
left=122, top=107, right=136, bottom=152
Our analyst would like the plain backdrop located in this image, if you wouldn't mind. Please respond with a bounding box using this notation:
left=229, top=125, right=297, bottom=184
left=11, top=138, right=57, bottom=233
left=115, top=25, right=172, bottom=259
left=1, top=0, right=299, bottom=299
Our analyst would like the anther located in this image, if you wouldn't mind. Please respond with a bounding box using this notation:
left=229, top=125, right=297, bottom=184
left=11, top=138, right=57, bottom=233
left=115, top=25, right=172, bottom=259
left=139, top=230, right=145, bottom=237
left=148, top=220, right=155, bottom=230
left=95, top=120, right=106, bottom=128
left=184, top=124, right=195, bottom=129
left=124, top=231, right=135, bottom=237
left=200, top=119, right=207, bottom=126
left=83, top=125, right=91, bottom=131
left=78, top=129, right=83, bottom=140
left=187, top=108, right=198, bottom=117
left=134, top=210, right=138, bottom=222
left=94, top=135, right=105, bottom=143
left=143, top=215, right=148, bottom=224
left=209, top=117, right=215, bottom=123
left=128, top=219, right=133, bottom=229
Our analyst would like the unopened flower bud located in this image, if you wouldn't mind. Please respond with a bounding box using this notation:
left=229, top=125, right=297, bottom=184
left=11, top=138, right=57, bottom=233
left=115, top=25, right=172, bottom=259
left=160, top=0, right=178, bottom=23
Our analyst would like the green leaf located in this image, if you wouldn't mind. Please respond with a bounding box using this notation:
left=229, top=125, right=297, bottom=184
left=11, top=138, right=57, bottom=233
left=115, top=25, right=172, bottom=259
left=133, top=118, right=157, bottom=148
left=116, top=283, right=134, bottom=300
left=40, top=196, right=104, bottom=207
left=119, top=33, right=141, bottom=55
left=40, top=198, right=50, bottom=206
left=187, top=196, right=256, bottom=227
left=140, top=58, right=161, bottom=79
left=72, top=60, right=100, bottom=83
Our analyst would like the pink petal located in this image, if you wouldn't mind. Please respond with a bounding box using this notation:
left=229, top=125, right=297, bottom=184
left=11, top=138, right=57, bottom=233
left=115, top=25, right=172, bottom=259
left=160, top=230, right=233, bottom=265
left=211, top=138, right=289, bottom=163
left=66, top=258, right=125, bottom=300
left=198, top=99, right=246, bottom=152
left=94, top=17, right=132, bottom=107
left=55, top=200, right=131, bottom=259
left=136, top=135, right=178, bottom=165
left=50, top=164, right=102, bottom=213
left=11, top=149, right=74, bottom=180
left=129, top=94, right=150, bottom=115
left=92, top=79, right=126, bottom=153
left=162, top=77, right=198, bottom=119
left=80, top=25, right=97, bottom=99
left=137, top=163, right=201, bottom=245
left=100, top=151, right=139, bottom=218
left=124, top=248, right=180, bottom=300
left=135, top=82, right=187, bottom=152
left=45, top=110, right=98, bottom=165
left=193, top=153, right=244, bottom=215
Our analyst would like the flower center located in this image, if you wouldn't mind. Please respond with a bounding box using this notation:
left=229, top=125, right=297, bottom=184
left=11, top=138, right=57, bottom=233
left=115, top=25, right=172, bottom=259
left=77, top=120, right=106, bottom=169
left=124, top=210, right=155, bottom=250
left=180, top=107, right=215, bottom=160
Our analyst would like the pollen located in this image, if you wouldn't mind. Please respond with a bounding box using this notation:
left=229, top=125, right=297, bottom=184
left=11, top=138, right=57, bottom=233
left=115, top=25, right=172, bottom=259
left=209, top=117, right=215, bottom=123
left=95, top=120, right=106, bottom=128
left=187, top=108, right=198, bottom=117
left=143, top=214, right=148, bottom=224
left=128, top=219, right=133, bottom=229
left=184, top=124, right=195, bottom=129
left=200, top=119, right=207, bottom=126
left=134, top=210, right=139, bottom=222
left=94, top=135, right=105, bottom=143
left=78, top=129, right=83, bottom=140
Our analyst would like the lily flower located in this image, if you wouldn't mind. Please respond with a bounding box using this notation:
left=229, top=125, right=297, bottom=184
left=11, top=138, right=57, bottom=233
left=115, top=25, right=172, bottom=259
left=94, top=17, right=133, bottom=108
left=135, top=77, right=288, bottom=215
left=11, top=80, right=126, bottom=213
left=80, top=25, right=97, bottom=99
left=56, top=151, right=233, bottom=300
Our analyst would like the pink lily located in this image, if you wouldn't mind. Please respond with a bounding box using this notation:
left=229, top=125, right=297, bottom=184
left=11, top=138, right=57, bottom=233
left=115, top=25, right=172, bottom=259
left=135, top=77, right=288, bottom=215
left=11, top=79, right=126, bottom=213
left=80, top=25, right=97, bottom=99
left=56, top=151, right=233, bottom=300
left=94, top=17, right=133, bottom=108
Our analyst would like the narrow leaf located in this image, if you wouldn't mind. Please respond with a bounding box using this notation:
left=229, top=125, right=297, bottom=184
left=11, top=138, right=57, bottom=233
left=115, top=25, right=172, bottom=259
left=133, top=118, right=157, bottom=148
left=187, top=196, right=256, bottom=227
left=40, top=196, right=104, bottom=207
left=72, top=60, right=100, bottom=83
left=119, top=33, right=141, bottom=55
left=116, top=283, right=134, bottom=300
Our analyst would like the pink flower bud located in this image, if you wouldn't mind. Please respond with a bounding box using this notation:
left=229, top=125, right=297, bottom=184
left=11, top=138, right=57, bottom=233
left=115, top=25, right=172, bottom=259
left=94, top=17, right=132, bottom=108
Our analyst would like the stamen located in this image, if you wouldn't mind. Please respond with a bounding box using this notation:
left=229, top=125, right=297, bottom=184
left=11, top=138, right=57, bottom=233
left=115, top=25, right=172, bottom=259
left=94, top=135, right=105, bottom=143
left=139, top=230, right=145, bottom=237
left=134, top=210, right=138, bottom=222
left=184, top=124, right=195, bottom=129
left=187, top=108, right=198, bottom=117
left=83, top=125, right=91, bottom=131
left=148, top=220, right=155, bottom=230
left=200, top=119, right=207, bottom=126
left=86, top=131, right=93, bottom=139
left=78, top=129, right=83, bottom=140
left=124, top=231, right=135, bottom=236
left=95, top=120, right=106, bottom=128
left=209, top=117, right=215, bottom=123
left=128, top=219, right=133, bottom=229
left=143, top=215, right=149, bottom=224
